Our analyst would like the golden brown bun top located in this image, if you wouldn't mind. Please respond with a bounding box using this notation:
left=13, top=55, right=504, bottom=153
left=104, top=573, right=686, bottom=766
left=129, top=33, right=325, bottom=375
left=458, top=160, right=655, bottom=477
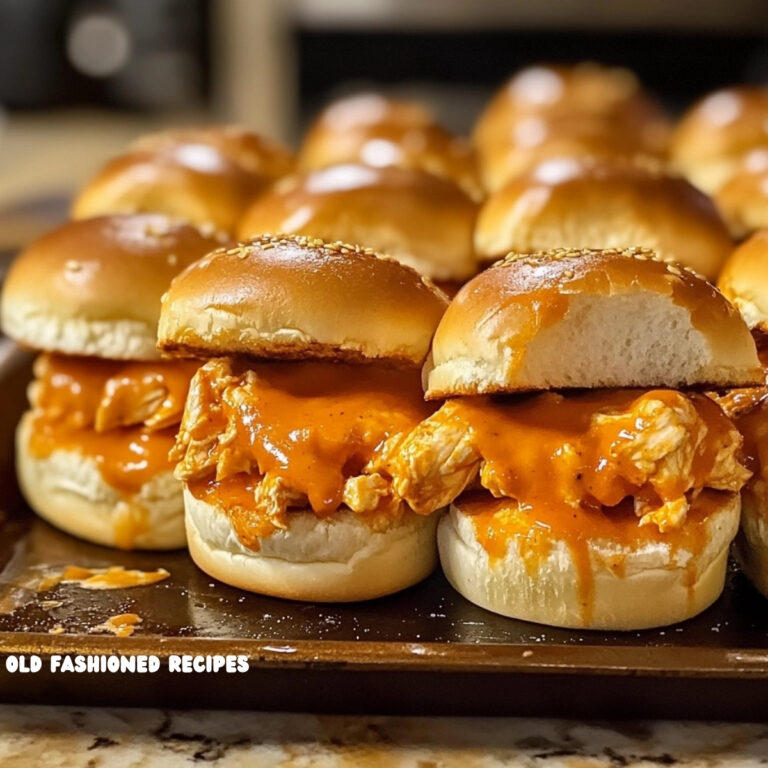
left=1, top=214, right=225, bottom=358
left=475, top=111, right=666, bottom=192
left=717, top=230, right=768, bottom=332
left=715, top=149, right=768, bottom=239
left=130, top=125, right=295, bottom=178
left=71, top=144, right=270, bottom=235
left=306, top=93, right=434, bottom=135
left=425, top=247, right=760, bottom=397
left=473, top=62, right=670, bottom=159
left=672, top=86, right=768, bottom=167
left=238, top=164, right=479, bottom=281
left=158, top=234, right=449, bottom=366
left=299, top=120, right=483, bottom=201
left=474, top=157, right=733, bottom=280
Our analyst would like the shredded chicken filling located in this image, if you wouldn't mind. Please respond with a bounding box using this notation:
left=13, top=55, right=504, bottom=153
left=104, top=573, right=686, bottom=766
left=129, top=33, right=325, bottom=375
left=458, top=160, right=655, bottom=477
left=393, top=390, right=749, bottom=533
left=30, top=354, right=196, bottom=433
left=172, top=359, right=437, bottom=536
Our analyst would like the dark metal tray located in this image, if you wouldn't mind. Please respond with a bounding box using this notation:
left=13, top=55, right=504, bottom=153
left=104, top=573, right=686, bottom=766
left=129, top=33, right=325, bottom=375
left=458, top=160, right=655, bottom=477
left=2, top=344, right=768, bottom=718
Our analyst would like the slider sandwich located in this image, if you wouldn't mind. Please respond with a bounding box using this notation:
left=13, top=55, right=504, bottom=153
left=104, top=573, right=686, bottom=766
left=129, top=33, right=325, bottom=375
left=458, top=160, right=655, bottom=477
left=715, top=232, right=768, bottom=595
left=473, top=62, right=670, bottom=192
left=157, top=235, right=449, bottom=601
left=715, top=149, right=768, bottom=240
left=299, top=109, right=482, bottom=202
left=301, top=92, right=435, bottom=139
left=397, top=247, right=759, bottom=629
left=72, top=126, right=295, bottom=236
left=0, top=214, right=223, bottom=549
left=238, top=164, right=478, bottom=291
left=671, top=86, right=768, bottom=195
left=474, top=157, right=733, bottom=281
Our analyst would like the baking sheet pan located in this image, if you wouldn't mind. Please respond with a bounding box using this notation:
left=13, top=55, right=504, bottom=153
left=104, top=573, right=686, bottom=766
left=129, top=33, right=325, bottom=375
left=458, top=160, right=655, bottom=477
left=1, top=343, right=768, bottom=719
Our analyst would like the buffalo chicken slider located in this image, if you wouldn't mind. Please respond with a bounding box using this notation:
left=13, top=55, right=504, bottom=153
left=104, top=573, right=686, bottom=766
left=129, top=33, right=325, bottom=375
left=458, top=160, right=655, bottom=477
left=475, top=157, right=733, bottom=281
left=72, top=127, right=295, bottom=236
left=473, top=62, right=671, bottom=192
left=405, top=247, right=760, bottom=629
left=157, top=234, right=450, bottom=601
left=671, top=86, right=768, bottom=195
left=0, top=214, right=223, bottom=549
left=299, top=118, right=482, bottom=202
left=715, top=149, right=768, bottom=240
left=716, top=231, right=768, bottom=596
left=238, top=164, right=479, bottom=287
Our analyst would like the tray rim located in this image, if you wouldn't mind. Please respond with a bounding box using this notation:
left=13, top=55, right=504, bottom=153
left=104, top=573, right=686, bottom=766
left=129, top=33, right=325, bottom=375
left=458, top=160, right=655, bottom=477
left=2, top=633, right=768, bottom=678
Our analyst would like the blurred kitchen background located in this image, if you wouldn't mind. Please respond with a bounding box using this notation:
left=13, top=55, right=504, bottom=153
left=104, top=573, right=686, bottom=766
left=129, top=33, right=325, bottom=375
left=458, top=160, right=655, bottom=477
left=1, top=0, right=768, bottom=252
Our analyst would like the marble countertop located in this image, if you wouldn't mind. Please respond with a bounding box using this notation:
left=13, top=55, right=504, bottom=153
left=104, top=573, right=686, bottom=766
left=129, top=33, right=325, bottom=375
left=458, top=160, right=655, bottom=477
left=0, top=707, right=766, bottom=767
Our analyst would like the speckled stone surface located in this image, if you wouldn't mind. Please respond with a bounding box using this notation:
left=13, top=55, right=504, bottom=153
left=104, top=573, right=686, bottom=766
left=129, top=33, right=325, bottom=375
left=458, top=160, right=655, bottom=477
left=0, top=707, right=766, bottom=766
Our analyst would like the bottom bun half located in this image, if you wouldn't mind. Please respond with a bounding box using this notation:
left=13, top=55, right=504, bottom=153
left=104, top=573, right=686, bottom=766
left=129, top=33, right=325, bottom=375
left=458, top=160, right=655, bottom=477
left=16, top=412, right=185, bottom=550
left=438, top=493, right=740, bottom=630
left=735, top=489, right=768, bottom=598
left=184, top=486, right=439, bottom=601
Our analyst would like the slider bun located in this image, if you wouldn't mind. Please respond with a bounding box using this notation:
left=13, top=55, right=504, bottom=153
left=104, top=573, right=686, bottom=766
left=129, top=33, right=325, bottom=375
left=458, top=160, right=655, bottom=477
left=715, top=149, right=768, bottom=239
left=425, top=247, right=761, bottom=397
left=671, top=86, right=768, bottom=194
left=158, top=233, right=448, bottom=366
left=130, top=125, right=295, bottom=178
left=476, top=114, right=665, bottom=193
left=184, top=487, right=438, bottom=601
left=473, top=63, right=670, bottom=161
left=474, top=157, right=732, bottom=280
left=16, top=413, right=185, bottom=550
left=306, top=92, right=434, bottom=135
left=439, top=492, right=739, bottom=630
left=1, top=214, right=223, bottom=360
left=72, top=144, right=267, bottom=235
left=736, top=492, right=768, bottom=598
left=717, top=230, right=768, bottom=332
left=299, top=122, right=483, bottom=201
left=238, top=164, right=478, bottom=281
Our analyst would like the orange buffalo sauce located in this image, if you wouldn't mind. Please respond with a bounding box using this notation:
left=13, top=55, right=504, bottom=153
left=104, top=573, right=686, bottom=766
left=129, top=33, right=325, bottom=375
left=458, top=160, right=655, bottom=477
left=453, top=390, right=730, bottom=513
left=443, top=389, right=740, bottom=623
left=735, top=399, right=768, bottom=522
left=27, top=354, right=197, bottom=497
left=188, top=474, right=280, bottom=549
left=182, top=361, right=435, bottom=533
left=724, top=338, right=768, bottom=520
left=711, top=340, right=768, bottom=419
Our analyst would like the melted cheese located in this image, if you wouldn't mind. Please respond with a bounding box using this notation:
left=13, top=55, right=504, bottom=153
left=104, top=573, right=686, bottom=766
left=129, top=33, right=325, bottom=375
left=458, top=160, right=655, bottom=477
left=27, top=354, right=198, bottom=497
left=176, top=360, right=436, bottom=545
